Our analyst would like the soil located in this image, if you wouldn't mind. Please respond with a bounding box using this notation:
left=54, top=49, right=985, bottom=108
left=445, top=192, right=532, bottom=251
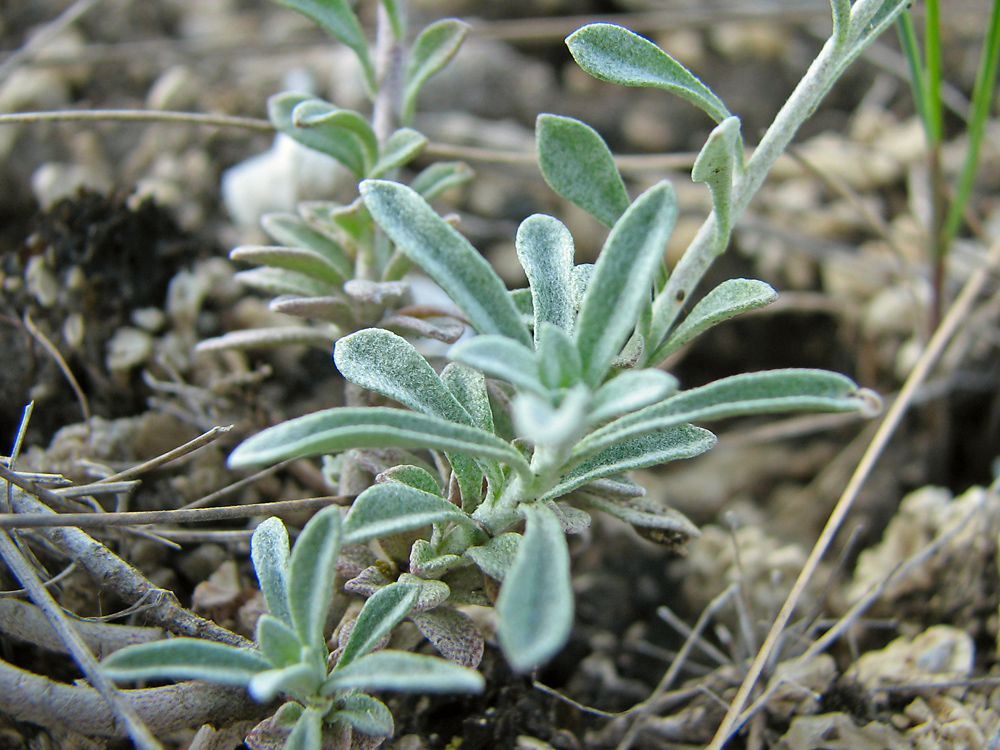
left=1, top=1, right=1000, bottom=749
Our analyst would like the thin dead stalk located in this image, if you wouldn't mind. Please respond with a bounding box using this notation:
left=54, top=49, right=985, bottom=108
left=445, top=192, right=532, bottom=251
left=0, top=476, right=251, bottom=647
left=91, top=424, right=232, bottom=484
left=0, top=0, right=102, bottom=83
left=0, top=493, right=348, bottom=529
left=0, top=598, right=162, bottom=655
left=0, top=657, right=264, bottom=738
left=0, top=527, right=160, bottom=749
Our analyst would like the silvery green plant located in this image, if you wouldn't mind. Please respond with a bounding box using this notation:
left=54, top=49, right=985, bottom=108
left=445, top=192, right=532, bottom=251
left=101, top=506, right=483, bottom=750
left=199, top=0, right=473, bottom=353
left=226, top=0, right=901, bottom=675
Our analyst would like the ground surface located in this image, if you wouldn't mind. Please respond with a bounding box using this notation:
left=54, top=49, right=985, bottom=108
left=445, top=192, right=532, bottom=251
left=1, top=1, right=1000, bottom=749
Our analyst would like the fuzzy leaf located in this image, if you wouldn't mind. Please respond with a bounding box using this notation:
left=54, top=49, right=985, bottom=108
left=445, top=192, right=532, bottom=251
left=497, top=503, right=573, bottom=672
left=301, top=198, right=372, bottom=250
left=338, top=582, right=420, bottom=668
left=378, top=464, right=443, bottom=495
left=547, top=501, right=592, bottom=534
left=251, top=518, right=292, bottom=626
left=691, top=115, right=742, bottom=252
left=380, top=314, right=465, bottom=343
left=410, top=161, right=474, bottom=200
left=292, top=99, right=378, bottom=172
left=379, top=0, right=404, bottom=39
left=446, top=452, right=487, bottom=513
left=101, top=639, right=270, bottom=686
left=655, top=278, right=777, bottom=360
left=570, top=264, right=594, bottom=309
left=234, top=267, right=338, bottom=297
left=567, top=23, right=729, bottom=123
left=409, top=540, right=461, bottom=578
left=575, top=181, right=677, bottom=386
left=545, top=425, right=715, bottom=502
left=464, top=533, right=520, bottom=583
left=228, top=407, right=531, bottom=478
left=398, top=573, right=450, bottom=611
left=536, top=322, right=582, bottom=390
left=269, top=295, right=354, bottom=327
left=831, top=0, right=851, bottom=43
left=360, top=180, right=531, bottom=346
left=579, top=493, right=700, bottom=547
left=248, top=662, right=324, bottom=703
left=448, top=335, right=544, bottom=396
left=513, top=385, right=589, bottom=451
left=335, top=329, right=472, bottom=425
left=371, top=128, right=427, bottom=177
left=515, top=214, right=576, bottom=336
left=269, top=93, right=369, bottom=177
left=325, top=650, right=485, bottom=694
left=576, top=369, right=880, bottom=460
left=536, top=115, right=629, bottom=227
left=288, top=505, right=343, bottom=650
left=589, top=369, right=679, bottom=424
left=284, top=707, right=323, bottom=750
left=343, top=483, right=477, bottom=544
left=256, top=614, right=301, bottom=669
left=441, top=363, right=494, bottom=435
left=231, top=245, right=348, bottom=287
left=194, top=326, right=340, bottom=353
left=260, top=213, right=354, bottom=280
left=402, top=19, right=470, bottom=124
left=271, top=1, right=373, bottom=89
left=848, top=0, right=911, bottom=48
left=334, top=693, right=394, bottom=737
left=410, top=608, right=484, bottom=668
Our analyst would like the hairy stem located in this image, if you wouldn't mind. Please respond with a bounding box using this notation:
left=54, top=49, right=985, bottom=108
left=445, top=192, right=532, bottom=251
left=371, top=1, right=406, bottom=147
left=646, top=0, right=911, bottom=362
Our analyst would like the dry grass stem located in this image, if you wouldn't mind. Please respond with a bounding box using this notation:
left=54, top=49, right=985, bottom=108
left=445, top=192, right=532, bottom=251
left=707, top=237, right=1000, bottom=749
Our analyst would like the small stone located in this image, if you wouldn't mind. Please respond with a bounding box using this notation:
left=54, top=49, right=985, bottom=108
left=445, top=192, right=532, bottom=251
left=846, top=625, right=975, bottom=693
left=30, top=163, right=112, bottom=211
left=24, top=255, right=59, bottom=307
left=105, top=326, right=154, bottom=372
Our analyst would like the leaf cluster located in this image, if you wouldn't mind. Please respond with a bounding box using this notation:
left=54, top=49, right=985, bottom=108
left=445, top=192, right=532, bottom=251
left=229, top=167, right=877, bottom=671
left=198, top=0, right=473, bottom=354
left=102, top=507, right=483, bottom=750
left=129, top=1, right=908, bottom=741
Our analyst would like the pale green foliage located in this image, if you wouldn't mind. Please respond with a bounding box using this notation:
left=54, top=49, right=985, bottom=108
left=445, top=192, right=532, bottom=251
left=536, top=115, right=629, bottom=227
left=101, top=507, right=483, bottom=750
left=222, top=0, right=901, bottom=691
left=230, top=178, right=878, bottom=672
left=197, top=0, right=473, bottom=355
left=566, top=23, right=730, bottom=123
left=403, top=19, right=470, bottom=125
left=496, top=504, right=572, bottom=673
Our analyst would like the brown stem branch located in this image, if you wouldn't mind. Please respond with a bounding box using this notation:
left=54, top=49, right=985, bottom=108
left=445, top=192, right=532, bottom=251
left=0, top=658, right=266, bottom=738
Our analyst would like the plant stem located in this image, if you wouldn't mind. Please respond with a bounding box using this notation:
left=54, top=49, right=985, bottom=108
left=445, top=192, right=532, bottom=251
left=371, top=0, right=406, bottom=147
left=0, top=109, right=272, bottom=130
left=645, top=0, right=911, bottom=363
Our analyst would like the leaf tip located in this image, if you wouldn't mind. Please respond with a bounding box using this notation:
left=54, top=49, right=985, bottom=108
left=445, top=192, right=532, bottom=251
left=855, top=387, right=883, bottom=418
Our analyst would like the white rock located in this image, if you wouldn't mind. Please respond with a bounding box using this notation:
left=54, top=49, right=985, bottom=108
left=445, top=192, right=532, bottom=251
left=30, top=162, right=112, bottom=210
left=845, top=625, right=975, bottom=692
left=221, top=133, right=345, bottom=228
left=106, top=327, right=154, bottom=372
